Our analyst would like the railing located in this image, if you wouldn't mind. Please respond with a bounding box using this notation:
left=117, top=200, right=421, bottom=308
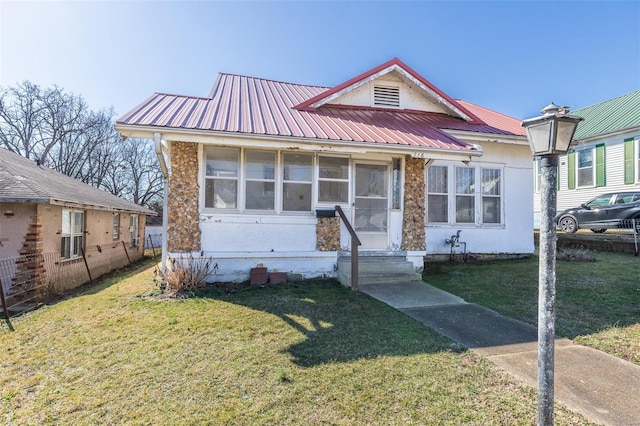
left=335, top=205, right=362, bottom=290
left=1, top=236, right=154, bottom=331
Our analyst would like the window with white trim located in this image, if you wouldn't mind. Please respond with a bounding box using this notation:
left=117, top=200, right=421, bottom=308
left=455, top=167, right=475, bottom=223
left=245, top=150, right=275, bottom=210
left=637, top=138, right=640, bottom=183
left=283, top=153, right=312, bottom=211
left=427, top=165, right=448, bottom=222
left=130, top=214, right=139, bottom=246
left=113, top=214, right=120, bottom=240
left=61, top=209, right=84, bottom=259
left=203, top=148, right=350, bottom=212
left=481, top=168, right=501, bottom=224
left=426, top=164, right=502, bottom=225
left=577, top=149, right=594, bottom=187
left=318, top=156, right=349, bottom=203
left=205, top=147, right=239, bottom=209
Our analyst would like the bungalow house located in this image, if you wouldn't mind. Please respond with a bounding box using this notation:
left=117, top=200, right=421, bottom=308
left=0, top=147, right=154, bottom=305
left=533, top=90, right=640, bottom=225
left=115, top=58, right=533, bottom=284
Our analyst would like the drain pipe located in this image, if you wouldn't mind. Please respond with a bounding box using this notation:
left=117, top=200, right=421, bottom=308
left=154, top=132, right=169, bottom=276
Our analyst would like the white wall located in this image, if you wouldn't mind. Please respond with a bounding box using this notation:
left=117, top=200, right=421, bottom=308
left=426, top=141, right=534, bottom=255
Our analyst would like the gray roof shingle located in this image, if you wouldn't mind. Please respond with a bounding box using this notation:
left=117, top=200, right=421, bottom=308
left=0, top=147, right=154, bottom=215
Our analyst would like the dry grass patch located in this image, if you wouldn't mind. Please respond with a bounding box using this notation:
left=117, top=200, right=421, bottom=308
left=1, top=263, right=592, bottom=424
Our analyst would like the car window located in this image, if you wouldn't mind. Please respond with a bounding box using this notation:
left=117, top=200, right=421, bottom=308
left=615, top=194, right=634, bottom=204
left=586, top=195, right=613, bottom=207
left=633, top=193, right=640, bottom=202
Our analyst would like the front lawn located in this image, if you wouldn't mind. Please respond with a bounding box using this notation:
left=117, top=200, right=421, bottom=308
left=425, top=250, right=640, bottom=365
left=0, top=259, right=590, bottom=425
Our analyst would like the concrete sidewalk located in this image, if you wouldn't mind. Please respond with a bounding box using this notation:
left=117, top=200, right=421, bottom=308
left=360, top=281, right=640, bottom=426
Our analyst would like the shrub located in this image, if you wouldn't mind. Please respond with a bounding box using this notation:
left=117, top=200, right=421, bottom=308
left=556, top=246, right=595, bottom=262
left=154, top=252, right=218, bottom=294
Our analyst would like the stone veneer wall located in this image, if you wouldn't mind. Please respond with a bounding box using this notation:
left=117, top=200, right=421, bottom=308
left=316, top=217, right=340, bottom=251
left=401, top=156, right=426, bottom=251
left=167, top=142, right=201, bottom=252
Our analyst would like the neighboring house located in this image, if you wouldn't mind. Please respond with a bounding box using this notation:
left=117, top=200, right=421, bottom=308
left=533, top=90, right=640, bottom=225
left=0, top=147, right=154, bottom=298
left=115, top=58, right=533, bottom=283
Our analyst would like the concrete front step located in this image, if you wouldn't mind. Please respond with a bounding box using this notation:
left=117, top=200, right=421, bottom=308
left=337, top=253, right=423, bottom=287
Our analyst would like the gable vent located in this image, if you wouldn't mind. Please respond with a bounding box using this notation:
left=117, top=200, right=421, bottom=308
left=374, top=85, right=400, bottom=107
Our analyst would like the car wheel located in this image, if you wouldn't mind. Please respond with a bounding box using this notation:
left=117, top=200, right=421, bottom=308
left=591, top=229, right=606, bottom=234
left=558, top=216, right=578, bottom=233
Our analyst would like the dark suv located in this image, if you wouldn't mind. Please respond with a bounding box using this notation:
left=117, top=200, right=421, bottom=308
left=556, top=192, right=640, bottom=234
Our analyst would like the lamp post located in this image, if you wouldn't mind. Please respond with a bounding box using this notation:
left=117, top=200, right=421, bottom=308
left=522, top=103, right=583, bottom=426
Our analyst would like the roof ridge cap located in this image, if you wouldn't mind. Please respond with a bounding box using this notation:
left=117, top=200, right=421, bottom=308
left=217, top=72, right=330, bottom=89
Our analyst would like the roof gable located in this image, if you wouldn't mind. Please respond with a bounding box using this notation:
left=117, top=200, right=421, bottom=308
left=294, top=58, right=484, bottom=123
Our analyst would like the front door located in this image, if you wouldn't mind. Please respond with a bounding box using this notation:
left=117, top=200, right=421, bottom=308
left=354, top=163, right=389, bottom=250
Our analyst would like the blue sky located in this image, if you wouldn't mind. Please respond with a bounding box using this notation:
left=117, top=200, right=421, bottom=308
left=1, top=1, right=638, bottom=121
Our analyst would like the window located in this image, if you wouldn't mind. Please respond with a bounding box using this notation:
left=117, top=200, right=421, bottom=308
left=392, top=158, right=401, bottom=210
left=455, top=167, right=475, bottom=223
left=426, top=164, right=502, bottom=225
left=568, top=145, right=605, bottom=189
left=61, top=209, right=84, bottom=259
left=427, top=166, right=448, bottom=222
left=577, top=149, right=594, bottom=187
left=113, top=214, right=120, bottom=240
left=318, top=156, right=349, bottom=203
left=205, top=147, right=239, bottom=209
left=130, top=214, right=139, bottom=246
left=481, top=169, right=501, bottom=224
left=282, top=153, right=312, bottom=211
left=245, top=150, right=275, bottom=210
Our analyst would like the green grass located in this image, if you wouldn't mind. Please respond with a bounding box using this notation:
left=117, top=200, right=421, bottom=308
left=0, top=258, right=591, bottom=425
left=425, top=250, right=640, bottom=365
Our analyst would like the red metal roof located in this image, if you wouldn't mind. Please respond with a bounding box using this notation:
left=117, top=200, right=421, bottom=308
left=117, top=61, right=525, bottom=151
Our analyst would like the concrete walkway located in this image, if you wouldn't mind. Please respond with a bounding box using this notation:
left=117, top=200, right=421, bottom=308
left=360, top=281, right=640, bottom=426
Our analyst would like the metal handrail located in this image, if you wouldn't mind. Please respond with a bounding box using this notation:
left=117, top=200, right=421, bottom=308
left=335, top=205, right=361, bottom=290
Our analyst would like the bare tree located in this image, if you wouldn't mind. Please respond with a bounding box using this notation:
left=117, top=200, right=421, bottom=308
left=0, top=81, right=163, bottom=209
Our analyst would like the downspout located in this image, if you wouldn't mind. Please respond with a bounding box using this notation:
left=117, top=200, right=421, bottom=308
left=154, top=132, right=169, bottom=276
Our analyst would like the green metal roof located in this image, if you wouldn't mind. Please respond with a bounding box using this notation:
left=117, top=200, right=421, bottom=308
left=572, top=90, right=640, bottom=140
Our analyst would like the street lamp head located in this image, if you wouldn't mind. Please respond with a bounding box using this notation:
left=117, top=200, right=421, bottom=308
left=521, top=103, right=584, bottom=156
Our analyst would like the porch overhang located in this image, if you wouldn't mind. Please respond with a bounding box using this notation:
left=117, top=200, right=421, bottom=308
left=115, top=124, right=484, bottom=162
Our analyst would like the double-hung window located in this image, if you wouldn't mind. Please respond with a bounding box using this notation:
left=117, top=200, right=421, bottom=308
left=577, top=149, right=594, bottom=187
left=130, top=214, right=139, bottom=246
left=427, top=166, right=448, bottom=222
left=318, top=156, right=349, bottom=203
left=113, top=214, right=120, bottom=240
left=455, top=167, right=475, bottom=223
left=426, top=164, right=502, bottom=226
left=481, top=169, right=501, bottom=224
left=61, top=209, right=84, bottom=259
left=283, top=153, right=312, bottom=211
left=245, top=150, right=275, bottom=210
left=205, top=147, right=239, bottom=209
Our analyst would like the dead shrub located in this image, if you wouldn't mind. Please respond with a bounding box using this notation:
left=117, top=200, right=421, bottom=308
left=154, top=252, right=218, bottom=294
left=556, top=246, right=595, bottom=262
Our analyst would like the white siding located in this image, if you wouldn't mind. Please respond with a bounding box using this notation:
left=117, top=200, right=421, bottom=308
left=331, top=72, right=449, bottom=114
left=534, top=129, right=640, bottom=225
